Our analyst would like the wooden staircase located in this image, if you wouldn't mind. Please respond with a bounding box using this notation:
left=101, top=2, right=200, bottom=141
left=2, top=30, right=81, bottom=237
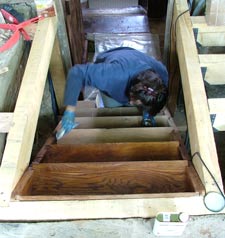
left=0, top=0, right=224, bottom=221
left=12, top=104, right=204, bottom=204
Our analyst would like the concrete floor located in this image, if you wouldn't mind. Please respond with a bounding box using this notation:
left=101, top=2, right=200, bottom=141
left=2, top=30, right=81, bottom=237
left=0, top=214, right=225, bottom=238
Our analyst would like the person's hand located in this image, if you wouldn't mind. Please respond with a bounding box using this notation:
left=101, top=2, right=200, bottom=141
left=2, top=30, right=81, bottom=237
left=61, top=110, right=76, bottom=134
left=142, top=110, right=156, bottom=127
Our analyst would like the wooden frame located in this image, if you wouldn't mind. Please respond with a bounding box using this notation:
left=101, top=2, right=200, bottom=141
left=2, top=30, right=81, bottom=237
left=0, top=1, right=224, bottom=221
left=0, top=17, right=58, bottom=206
left=172, top=0, right=224, bottom=191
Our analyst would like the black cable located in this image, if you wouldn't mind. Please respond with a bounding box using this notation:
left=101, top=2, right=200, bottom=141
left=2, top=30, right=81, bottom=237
left=174, top=9, right=190, bottom=40
left=192, top=152, right=225, bottom=199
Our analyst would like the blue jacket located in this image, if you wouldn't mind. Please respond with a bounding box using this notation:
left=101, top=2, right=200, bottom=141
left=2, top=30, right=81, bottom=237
left=64, top=47, right=168, bottom=106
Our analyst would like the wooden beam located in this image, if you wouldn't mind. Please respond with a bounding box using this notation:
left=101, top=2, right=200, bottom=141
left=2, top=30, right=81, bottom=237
left=199, top=54, right=225, bottom=85
left=49, top=36, right=66, bottom=109
left=0, top=196, right=223, bottom=221
left=0, top=17, right=58, bottom=206
left=174, top=0, right=223, bottom=192
left=163, top=0, right=174, bottom=66
left=54, top=0, right=72, bottom=72
left=0, top=113, right=13, bottom=133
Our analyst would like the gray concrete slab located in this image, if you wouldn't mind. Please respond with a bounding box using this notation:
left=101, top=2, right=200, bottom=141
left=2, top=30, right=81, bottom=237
left=0, top=215, right=224, bottom=238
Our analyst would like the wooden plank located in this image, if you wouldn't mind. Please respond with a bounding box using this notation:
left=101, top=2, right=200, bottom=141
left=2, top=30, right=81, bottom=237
left=195, top=25, right=225, bottom=47
left=0, top=113, right=13, bottom=133
left=199, top=54, right=225, bottom=85
left=54, top=0, right=72, bottom=72
left=75, top=107, right=141, bottom=117
left=58, top=127, right=174, bottom=144
left=212, top=113, right=225, bottom=131
left=40, top=141, right=181, bottom=163
left=174, top=0, right=223, bottom=192
left=166, top=0, right=181, bottom=115
left=13, top=192, right=201, bottom=201
left=77, top=101, right=96, bottom=108
left=191, top=16, right=207, bottom=28
left=0, top=17, right=58, bottom=206
left=21, top=161, right=190, bottom=196
left=163, top=0, right=174, bottom=66
left=82, top=6, right=146, bottom=16
left=83, top=15, right=150, bottom=34
left=0, top=195, right=222, bottom=221
left=65, top=0, right=85, bottom=64
left=75, top=115, right=169, bottom=128
left=208, top=98, right=225, bottom=114
left=205, top=0, right=225, bottom=26
left=199, top=54, right=225, bottom=64
left=49, top=36, right=66, bottom=108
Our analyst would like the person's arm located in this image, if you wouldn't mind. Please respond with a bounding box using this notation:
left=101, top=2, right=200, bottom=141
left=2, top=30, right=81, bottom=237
left=56, top=65, right=86, bottom=139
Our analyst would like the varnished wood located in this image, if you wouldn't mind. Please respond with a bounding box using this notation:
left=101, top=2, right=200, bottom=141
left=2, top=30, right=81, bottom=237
left=20, top=161, right=190, bottom=196
left=40, top=141, right=181, bottom=163
left=64, top=0, right=84, bottom=64
left=186, top=167, right=205, bottom=195
left=12, top=169, right=34, bottom=199
left=14, top=192, right=200, bottom=201
left=83, top=15, right=149, bottom=34
left=58, top=127, right=174, bottom=144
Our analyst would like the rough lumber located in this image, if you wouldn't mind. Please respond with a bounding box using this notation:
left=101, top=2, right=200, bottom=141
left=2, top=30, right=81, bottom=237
left=0, top=196, right=224, bottom=221
left=191, top=16, right=207, bottom=27
left=54, top=0, right=72, bottom=72
left=174, top=0, right=223, bottom=192
left=0, top=113, right=13, bottom=133
left=75, top=115, right=169, bottom=128
left=58, top=127, right=174, bottom=144
left=75, top=107, right=140, bottom=117
left=49, top=36, right=66, bottom=108
left=205, top=0, right=225, bottom=26
left=208, top=98, right=225, bottom=114
left=199, top=54, right=225, bottom=85
left=0, top=17, right=58, bottom=206
left=195, top=25, right=225, bottom=47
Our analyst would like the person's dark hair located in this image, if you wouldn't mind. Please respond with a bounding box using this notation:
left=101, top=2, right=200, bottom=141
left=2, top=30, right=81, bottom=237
left=129, top=69, right=168, bottom=116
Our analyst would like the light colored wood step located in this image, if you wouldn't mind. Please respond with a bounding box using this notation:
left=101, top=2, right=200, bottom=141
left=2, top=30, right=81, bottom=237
left=75, top=115, right=170, bottom=128
left=57, top=127, right=175, bottom=144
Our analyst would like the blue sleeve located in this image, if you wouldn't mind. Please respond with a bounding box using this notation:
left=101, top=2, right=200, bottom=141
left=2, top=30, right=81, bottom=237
left=63, top=62, right=130, bottom=106
left=63, top=65, right=86, bottom=106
